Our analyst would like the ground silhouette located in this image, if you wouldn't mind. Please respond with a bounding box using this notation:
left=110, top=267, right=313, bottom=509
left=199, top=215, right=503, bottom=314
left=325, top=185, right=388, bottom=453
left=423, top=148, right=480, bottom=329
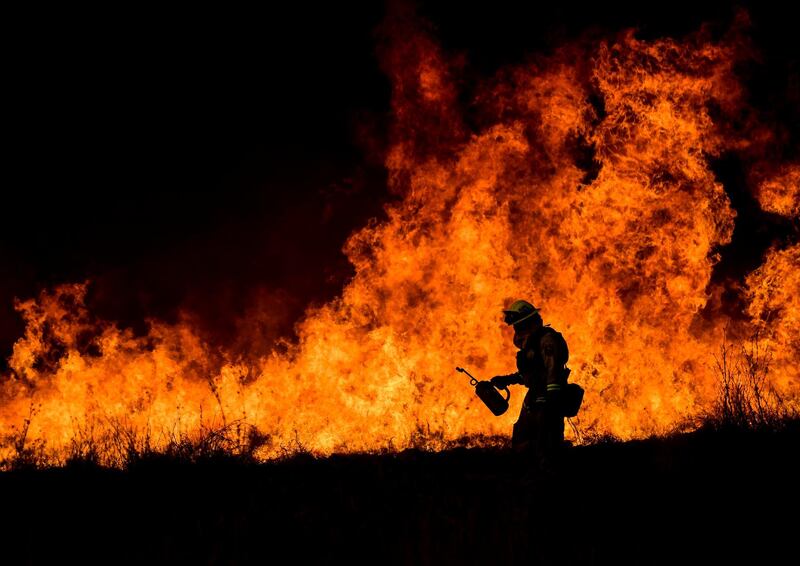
left=1, top=422, right=797, bottom=565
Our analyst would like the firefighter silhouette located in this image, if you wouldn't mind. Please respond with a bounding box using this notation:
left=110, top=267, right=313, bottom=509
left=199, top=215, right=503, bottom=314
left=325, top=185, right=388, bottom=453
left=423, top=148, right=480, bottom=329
left=491, top=300, right=571, bottom=474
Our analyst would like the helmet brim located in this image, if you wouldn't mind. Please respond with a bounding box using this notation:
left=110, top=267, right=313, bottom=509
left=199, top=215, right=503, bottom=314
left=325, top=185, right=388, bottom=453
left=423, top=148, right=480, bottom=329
left=503, top=308, right=540, bottom=326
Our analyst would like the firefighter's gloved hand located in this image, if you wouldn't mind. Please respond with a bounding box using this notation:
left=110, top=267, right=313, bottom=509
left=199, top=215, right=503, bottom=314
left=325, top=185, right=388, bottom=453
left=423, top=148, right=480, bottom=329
left=490, top=375, right=510, bottom=389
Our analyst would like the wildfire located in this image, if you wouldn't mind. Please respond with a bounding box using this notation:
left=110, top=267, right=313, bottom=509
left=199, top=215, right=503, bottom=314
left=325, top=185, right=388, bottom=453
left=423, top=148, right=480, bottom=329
left=2, top=13, right=798, bottom=467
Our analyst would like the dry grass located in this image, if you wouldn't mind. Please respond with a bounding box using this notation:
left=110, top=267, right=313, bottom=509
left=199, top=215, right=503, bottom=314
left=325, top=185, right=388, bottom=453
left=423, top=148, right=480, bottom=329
left=701, top=328, right=797, bottom=432
left=3, top=327, right=798, bottom=470
left=1, top=413, right=274, bottom=470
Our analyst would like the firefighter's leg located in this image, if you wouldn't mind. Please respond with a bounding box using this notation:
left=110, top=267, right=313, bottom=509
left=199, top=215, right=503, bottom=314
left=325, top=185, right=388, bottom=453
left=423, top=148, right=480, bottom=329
left=511, top=416, right=529, bottom=452
left=534, top=393, right=564, bottom=474
left=511, top=391, right=533, bottom=452
left=541, top=403, right=565, bottom=475
left=532, top=401, right=547, bottom=472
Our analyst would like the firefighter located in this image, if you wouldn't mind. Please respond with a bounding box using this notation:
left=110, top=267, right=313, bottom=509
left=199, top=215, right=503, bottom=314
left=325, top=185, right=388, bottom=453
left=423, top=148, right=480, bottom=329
left=491, top=300, right=570, bottom=474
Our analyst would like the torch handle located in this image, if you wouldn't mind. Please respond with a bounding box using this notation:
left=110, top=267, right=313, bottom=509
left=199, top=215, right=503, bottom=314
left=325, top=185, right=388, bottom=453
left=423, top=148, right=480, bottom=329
left=456, top=366, right=479, bottom=386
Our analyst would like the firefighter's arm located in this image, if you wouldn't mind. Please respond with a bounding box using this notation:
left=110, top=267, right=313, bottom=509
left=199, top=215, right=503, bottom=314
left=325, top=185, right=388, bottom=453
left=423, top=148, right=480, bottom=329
left=490, top=373, right=523, bottom=388
left=540, top=333, right=563, bottom=399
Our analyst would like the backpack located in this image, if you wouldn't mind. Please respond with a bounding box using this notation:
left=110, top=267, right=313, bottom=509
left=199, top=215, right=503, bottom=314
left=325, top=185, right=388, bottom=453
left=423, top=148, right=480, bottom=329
left=543, top=327, right=581, bottom=417
left=541, top=325, right=569, bottom=366
left=563, top=382, right=584, bottom=418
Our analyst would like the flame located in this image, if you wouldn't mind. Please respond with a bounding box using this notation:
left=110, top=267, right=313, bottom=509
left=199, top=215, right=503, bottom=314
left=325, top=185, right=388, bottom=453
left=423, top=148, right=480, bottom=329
left=755, top=166, right=800, bottom=218
left=2, top=15, right=798, bottom=466
left=746, top=243, right=800, bottom=395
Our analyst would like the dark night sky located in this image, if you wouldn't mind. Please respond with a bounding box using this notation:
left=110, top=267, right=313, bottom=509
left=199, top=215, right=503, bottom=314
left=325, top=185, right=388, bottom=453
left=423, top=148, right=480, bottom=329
left=3, top=1, right=797, bottom=362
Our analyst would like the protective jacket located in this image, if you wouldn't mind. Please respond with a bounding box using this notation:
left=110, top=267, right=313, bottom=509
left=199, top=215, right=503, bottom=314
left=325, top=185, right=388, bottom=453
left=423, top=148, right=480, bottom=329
left=493, top=325, right=569, bottom=405
left=493, top=324, right=569, bottom=466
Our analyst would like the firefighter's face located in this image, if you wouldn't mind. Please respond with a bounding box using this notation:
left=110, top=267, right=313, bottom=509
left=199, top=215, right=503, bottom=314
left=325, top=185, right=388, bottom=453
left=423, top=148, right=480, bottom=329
left=510, top=317, right=542, bottom=348
left=512, top=328, right=528, bottom=349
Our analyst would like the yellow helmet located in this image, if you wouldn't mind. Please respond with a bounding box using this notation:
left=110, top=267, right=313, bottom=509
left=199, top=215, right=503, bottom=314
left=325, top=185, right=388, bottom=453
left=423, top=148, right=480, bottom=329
left=502, top=299, right=540, bottom=326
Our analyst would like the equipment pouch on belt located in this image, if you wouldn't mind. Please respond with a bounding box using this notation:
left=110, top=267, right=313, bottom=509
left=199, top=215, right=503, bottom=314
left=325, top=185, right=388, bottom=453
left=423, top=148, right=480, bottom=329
left=562, top=383, right=584, bottom=417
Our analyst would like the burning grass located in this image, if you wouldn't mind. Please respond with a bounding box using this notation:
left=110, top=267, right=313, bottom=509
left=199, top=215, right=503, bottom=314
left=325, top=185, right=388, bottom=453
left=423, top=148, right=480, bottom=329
left=2, top=329, right=797, bottom=562
left=3, top=328, right=795, bottom=471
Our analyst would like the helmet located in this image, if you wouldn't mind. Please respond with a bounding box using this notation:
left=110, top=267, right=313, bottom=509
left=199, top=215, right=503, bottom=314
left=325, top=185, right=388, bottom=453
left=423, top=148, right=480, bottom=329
left=502, top=299, right=540, bottom=326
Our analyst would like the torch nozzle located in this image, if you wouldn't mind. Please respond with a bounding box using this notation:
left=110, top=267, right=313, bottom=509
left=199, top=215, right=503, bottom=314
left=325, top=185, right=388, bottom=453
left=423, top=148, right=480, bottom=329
left=456, top=366, right=478, bottom=385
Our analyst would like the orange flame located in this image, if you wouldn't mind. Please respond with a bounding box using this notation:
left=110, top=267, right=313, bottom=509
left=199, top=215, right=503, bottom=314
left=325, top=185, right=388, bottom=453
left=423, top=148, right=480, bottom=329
left=2, top=16, right=798, bottom=466
left=755, top=166, right=800, bottom=218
